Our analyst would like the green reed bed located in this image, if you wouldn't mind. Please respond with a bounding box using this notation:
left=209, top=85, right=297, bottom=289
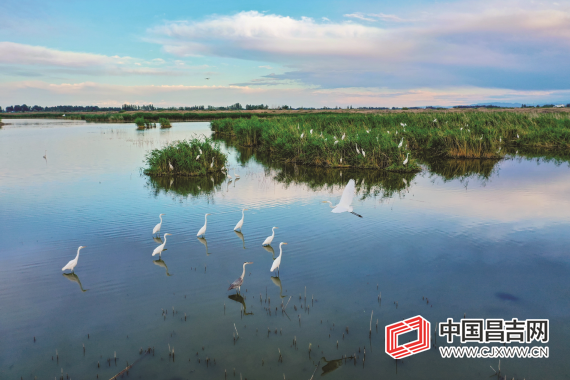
left=211, top=112, right=570, bottom=170
left=144, top=138, right=227, bottom=176
left=158, top=118, right=172, bottom=128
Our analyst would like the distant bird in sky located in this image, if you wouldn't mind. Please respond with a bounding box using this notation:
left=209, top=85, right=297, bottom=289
left=197, top=214, right=211, bottom=237
left=403, top=153, right=409, bottom=166
left=153, top=213, right=165, bottom=236
left=152, top=234, right=171, bottom=257
left=234, top=208, right=248, bottom=231
left=270, top=242, right=288, bottom=276
left=228, top=262, right=253, bottom=293
left=322, top=179, right=362, bottom=218
left=262, top=227, right=278, bottom=246
left=62, top=246, right=86, bottom=273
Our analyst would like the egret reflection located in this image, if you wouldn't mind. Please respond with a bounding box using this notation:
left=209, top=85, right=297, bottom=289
left=320, top=357, right=343, bottom=376
left=227, top=294, right=253, bottom=315
left=234, top=230, right=246, bottom=249
left=153, top=236, right=163, bottom=244
left=62, top=273, right=88, bottom=292
left=270, top=276, right=286, bottom=299
left=153, top=258, right=171, bottom=276
left=197, top=237, right=210, bottom=255
left=262, top=245, right=276, bottom=259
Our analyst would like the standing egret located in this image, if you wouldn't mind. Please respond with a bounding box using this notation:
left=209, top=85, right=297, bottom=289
left=153, top=214, right=165, bottom=236
left=310, top=129, right=313, bottom=134
left=355, top=144, right=360, bottom=154
left=322, top=179, right=362, bottom=218
left=197, top=214, right=211, bottom=237
left=152, top=233, right=172, bottom=257
left=398, top=138, right=403, bottom=148
left=403, top=153, right=409, bottom=166
left=234, top=208, right=248, bottom=231
left=196, top=154, right=200, bottom=160
left=210, top=157, right=215, bottom=168
left=262, top=227, right=278, bottom=246
left=228, top=262, right=253, bottom=293
left=362, top=150, right=366, bottom=157
left=334, top=140, right=338, bottom=145
left=169, top=161, right=174, bottom=171
left=199, top=147, right=202, bottom=154
left=342, top=133, right=346, bottom=140
left=62, top=246, right=86, bottom=273
left=300, top=132, right=304, bottom=138
left=517, top=134, right=520, bottom=139
left=270, top=242, right=288, bottom=276
left=226, top=170, right=233, bottom=181
left=234, top=168, right=240, bottom=179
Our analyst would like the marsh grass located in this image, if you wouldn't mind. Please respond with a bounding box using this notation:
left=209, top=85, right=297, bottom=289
left=211, top=112, right=570, bottom=170
left=158, top=118, right=172, bottom=128
left=143, top=138, right=227, bottom=176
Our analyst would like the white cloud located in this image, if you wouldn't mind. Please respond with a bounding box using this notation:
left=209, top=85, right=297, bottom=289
left=259, top=65, right=272, bottom=69
left=344, top=13, right=377, bottom=22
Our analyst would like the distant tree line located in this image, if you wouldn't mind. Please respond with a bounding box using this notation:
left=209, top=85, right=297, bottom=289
left=3, top=104, right=121, bottom=112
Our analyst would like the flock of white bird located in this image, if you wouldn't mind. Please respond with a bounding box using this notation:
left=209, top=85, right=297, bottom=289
left=61, top=179, right=360, bottom=294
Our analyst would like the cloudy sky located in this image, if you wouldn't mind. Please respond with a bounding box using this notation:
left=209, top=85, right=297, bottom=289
left=1, top=0, right=569, bottom=108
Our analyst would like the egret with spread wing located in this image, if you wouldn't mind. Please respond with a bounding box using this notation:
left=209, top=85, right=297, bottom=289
left=262, top=227, right=278, bottom=246
left=322, top=179, right=362, bottom=217
left=228, top=261, right=253, bottom=293
left=270, top=242, right=287, bottom=276
left=152, top=233, right=171, bottom=257
left=62, top=246, right=86, bottom=273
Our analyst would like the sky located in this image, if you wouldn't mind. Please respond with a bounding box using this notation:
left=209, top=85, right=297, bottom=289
left=1, top=0, right=569, bottom=108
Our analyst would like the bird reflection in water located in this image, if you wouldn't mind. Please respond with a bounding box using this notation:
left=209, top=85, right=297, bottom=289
left=262, top=245, right=276, bottom=259
left=153, top=258, right=172, bottom=276
left=234, top=230, right=246, bottom=249
left=227, top=293, right=253, bottom=315
left=197, top=237, right=210, bottom=255
left=320, top=357, right=343, bottom=376
left=270, top=276, right=286, bottom=299
left=153, top=236, right=163, bottom=244
left=62, top=273, right=88, bottom=292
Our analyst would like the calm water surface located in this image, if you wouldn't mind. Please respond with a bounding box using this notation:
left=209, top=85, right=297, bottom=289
left=1, top=119, right=569, bottom=379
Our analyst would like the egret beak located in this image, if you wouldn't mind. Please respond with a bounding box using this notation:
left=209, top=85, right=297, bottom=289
left=283, top=243, right=288, bottom=245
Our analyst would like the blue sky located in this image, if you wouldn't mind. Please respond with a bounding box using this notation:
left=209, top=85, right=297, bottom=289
left=1, top=0, right=569, bottom=107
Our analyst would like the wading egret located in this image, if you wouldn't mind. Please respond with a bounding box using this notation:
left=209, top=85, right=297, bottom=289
left=152, top=234, right=171, bottom=257
left=153, top=214, right=165, bottom=236
left=322, top=179, right=362, bottom=217
left=228, top=262, right=253, bottom=293
left=262, top=227, right=278, bottom=246
left=169, top=161, right=174, bottom=171
left=226, top=170, right=233, bottom=181
left=62, top=246, right=86, bottom=273
left=197, top=214, right=211, bottom=237
left=234, top=208, right=248, bottom=231
left=403, top=153, right=409, bottom=166
left=270, top=242, right=288, bottom=276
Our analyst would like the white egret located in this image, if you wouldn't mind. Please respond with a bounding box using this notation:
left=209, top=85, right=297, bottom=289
left=226, top=170, right=233, bottom=181
left=228, top=262, right=253, bottom=293
left=169, top=161, right=174, bottom=171
left=500, top=137, right=502, bottom=143
left=322, top=179, right=362, bottom=217
left=62, top=114, right=66, bottom=117
left=342, top=133, right=346, bottom=140
left=262, top=227, right=278, bottom=246
left=460, top=127, right=463, bottom=131
left=197, top=214, right=211, bottom=237
left=334, top=141, right=338, bottom=145
left=433, top=118, right=437, bottom=123
left=340, top=157, right=343, bottom=163
left=403, top=178, right=408, bottom=185
left=62, top=246, right=86, bottom=273
left=355, top=144, right=360, bottom=154
left=152, top=233, right=172, bottom=257
left=270, top=242, right=288, bottom=276
left=300, top=132, right=304, bottom=138
left=210, top=157, right=215, bottom=168
left=387, top=131, right=390, bottom=134
left=517, top=134, right=520, bottom=139
left=403, top=153, right=409, bottom=166
left=398, top=138, right=403, bottom=148
left=396, top=131, right=398, bottom=135
left=310, top=129, right=313, bottom=134
left=198, top=147, right=202, bottom=154
left=196, top=154, right=200, bottom=160
left=234, top=208, right=249, bottom=231
left=153, top=213, right=165, bottom=236
left=366, top=130, right=370, bottom=133
left=234, top=168, right=240, bottom=178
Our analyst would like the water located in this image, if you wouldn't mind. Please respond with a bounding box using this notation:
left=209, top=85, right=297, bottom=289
left=1, top=119, right=569, bottom=379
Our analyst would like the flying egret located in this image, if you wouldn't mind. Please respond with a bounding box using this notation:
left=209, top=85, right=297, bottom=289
left=169, top=161, right=174, bottom=171
left=152, top=233, right=171, bottom=257
left=398, top=138, right=403, bottom=148
left=322, top=179, right=362, bottom=218
left=234, top=168, right=240, bottom=178
left=403, top=153, right=409, bottom=166
left=62, top=246, right=86, bottom=273
left=153, top=214, right=165, bottom=236
left=197, top=214, right=211, bottom=237
left=262, top=227, right=278, bottom=246
left=228, top=262, right=253, bottom=293
left=270, top=242, right=288, bottom=276
left=234, top=208, right=249, bottom=231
